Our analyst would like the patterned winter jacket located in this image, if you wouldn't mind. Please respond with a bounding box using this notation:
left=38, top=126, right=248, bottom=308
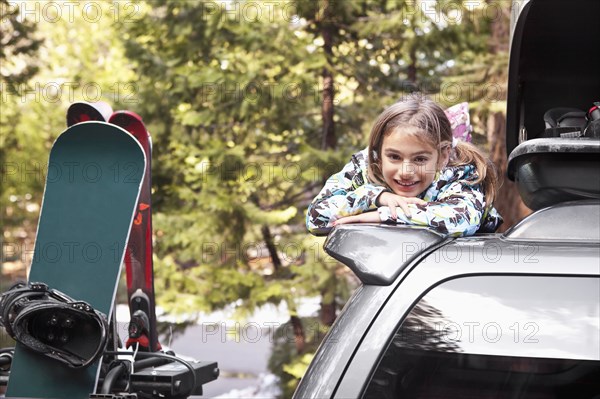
left=306, top=148, right=503, bottom=237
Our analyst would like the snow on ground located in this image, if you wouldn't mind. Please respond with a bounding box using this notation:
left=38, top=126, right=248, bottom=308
left=212, top=373, right=281, bottom=399
left=116, top=296, right=321, bottom=326
left=116, top=298, right=320, bottom=398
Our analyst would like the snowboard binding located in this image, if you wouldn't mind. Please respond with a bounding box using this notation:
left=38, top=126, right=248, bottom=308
left=0, top=282, right=108, bottom=368
left=126, top=289, right=161, bottom=352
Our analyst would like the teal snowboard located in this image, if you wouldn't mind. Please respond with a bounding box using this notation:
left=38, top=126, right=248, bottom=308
left=6, top=122, right=145, bottom=398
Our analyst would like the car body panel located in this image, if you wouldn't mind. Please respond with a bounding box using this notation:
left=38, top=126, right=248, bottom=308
left=334, top=237, right=600, bottom=397
left=292, top=284, right=396, bottom=399
left=295, top=202, right=600, bottom=398
left=324, top=224, right=449, bottom=285
left=503, top=200, right=600, bottom=242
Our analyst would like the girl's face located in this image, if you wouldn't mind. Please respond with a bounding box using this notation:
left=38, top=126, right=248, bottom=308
left=380, top=129, right=447, bottom=197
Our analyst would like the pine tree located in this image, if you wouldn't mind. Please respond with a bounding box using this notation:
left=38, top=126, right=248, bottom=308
left=1, top=0, right=43, bottom=287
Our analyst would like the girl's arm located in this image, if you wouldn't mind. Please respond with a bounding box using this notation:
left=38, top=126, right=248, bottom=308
left=306, top=151, right=386, bottom=235
left=377, top=181, right=486, bottom=237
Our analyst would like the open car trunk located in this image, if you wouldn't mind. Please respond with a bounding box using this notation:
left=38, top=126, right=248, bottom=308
left=506, top=0, right=600, bottom=210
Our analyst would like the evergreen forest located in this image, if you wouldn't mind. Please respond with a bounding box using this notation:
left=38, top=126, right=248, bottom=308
left=1, top=1, right=530, bottom=395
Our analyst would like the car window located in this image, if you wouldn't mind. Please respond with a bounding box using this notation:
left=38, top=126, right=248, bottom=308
left=363, top=275, right=600, bottom=399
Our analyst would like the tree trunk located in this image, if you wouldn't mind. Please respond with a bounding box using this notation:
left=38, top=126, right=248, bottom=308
left=261, top=225, right=282, bottom=272
left=316, top=0, right=339, bottom=329
left=290, top=315, right=306, bottom=354
left=319, top=302, right=336, bottom=327
left=320, top=274, right=337, bottom=326
left=487, top=112, right=531, bottom=231
left=486, top=1, right=530, bottom=230
left=488, top=0, right=510, bottom=54
left=407, top=44, right=417, bottom=85
left=321, top=70, right=335, bottom=149
left=320, top=0, right=335, bottom=150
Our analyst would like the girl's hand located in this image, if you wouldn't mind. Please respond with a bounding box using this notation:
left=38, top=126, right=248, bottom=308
left=377, top=191, right=426, bottom=219
left=333, top=211, right=380, bottom=226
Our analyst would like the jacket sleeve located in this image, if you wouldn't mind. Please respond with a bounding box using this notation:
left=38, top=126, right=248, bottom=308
left=306, top=152, right=386, bottom=235
left=377, top=180, right=486, bottom=237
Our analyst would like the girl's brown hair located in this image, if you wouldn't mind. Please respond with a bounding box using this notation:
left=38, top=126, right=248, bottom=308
left=367, top=93, right=499, bottom=205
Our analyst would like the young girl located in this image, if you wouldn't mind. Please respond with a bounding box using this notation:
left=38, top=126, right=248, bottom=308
left=306, top=94, right=502, bottom=237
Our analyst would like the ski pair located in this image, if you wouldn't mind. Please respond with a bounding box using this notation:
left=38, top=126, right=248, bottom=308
left=5, top=101, right=219, bottom=399
left=67, top=101, right=160, bottom=353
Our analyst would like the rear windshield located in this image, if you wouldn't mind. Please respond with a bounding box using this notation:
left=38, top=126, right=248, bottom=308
left=364, top=275, right=600, bottom=398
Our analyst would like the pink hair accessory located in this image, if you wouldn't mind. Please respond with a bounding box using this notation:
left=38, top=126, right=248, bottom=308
left=444, top=102, right=472, bottom=143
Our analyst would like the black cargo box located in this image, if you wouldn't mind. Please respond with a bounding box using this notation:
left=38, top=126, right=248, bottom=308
left=506, top=0, right=600, bottom=210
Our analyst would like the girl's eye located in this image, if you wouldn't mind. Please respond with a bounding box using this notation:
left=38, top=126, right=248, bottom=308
left=414, top=157, right=428, bottom=163
left=387, top=154, right=401, bottom=161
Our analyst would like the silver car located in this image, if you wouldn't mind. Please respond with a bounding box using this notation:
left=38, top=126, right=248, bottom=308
left=294, top=0, right=600, bottom=397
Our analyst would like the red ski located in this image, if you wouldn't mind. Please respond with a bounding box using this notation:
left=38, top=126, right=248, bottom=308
left=66, top=101, right=113, bottom=126
left=109, top=111, right=160, bottom=352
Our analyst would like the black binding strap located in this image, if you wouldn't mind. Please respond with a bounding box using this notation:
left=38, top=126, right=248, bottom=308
left=0, top=282, right=108, bottom=368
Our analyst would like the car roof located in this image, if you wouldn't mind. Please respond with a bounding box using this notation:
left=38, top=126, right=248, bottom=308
left=325, top=201, right=600, bottom=286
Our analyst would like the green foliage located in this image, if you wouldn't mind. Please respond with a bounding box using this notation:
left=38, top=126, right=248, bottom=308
left=114, top=2, right=508, bottom=394
left=1, top=0, right=43, bottom=233
left=1, top=0, right=512, bottom=394
left=0, top=0, right=42, bottom=84
left=267, top=317, right=325, bottom=398
left=115, top=0, right=362, bottom=319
